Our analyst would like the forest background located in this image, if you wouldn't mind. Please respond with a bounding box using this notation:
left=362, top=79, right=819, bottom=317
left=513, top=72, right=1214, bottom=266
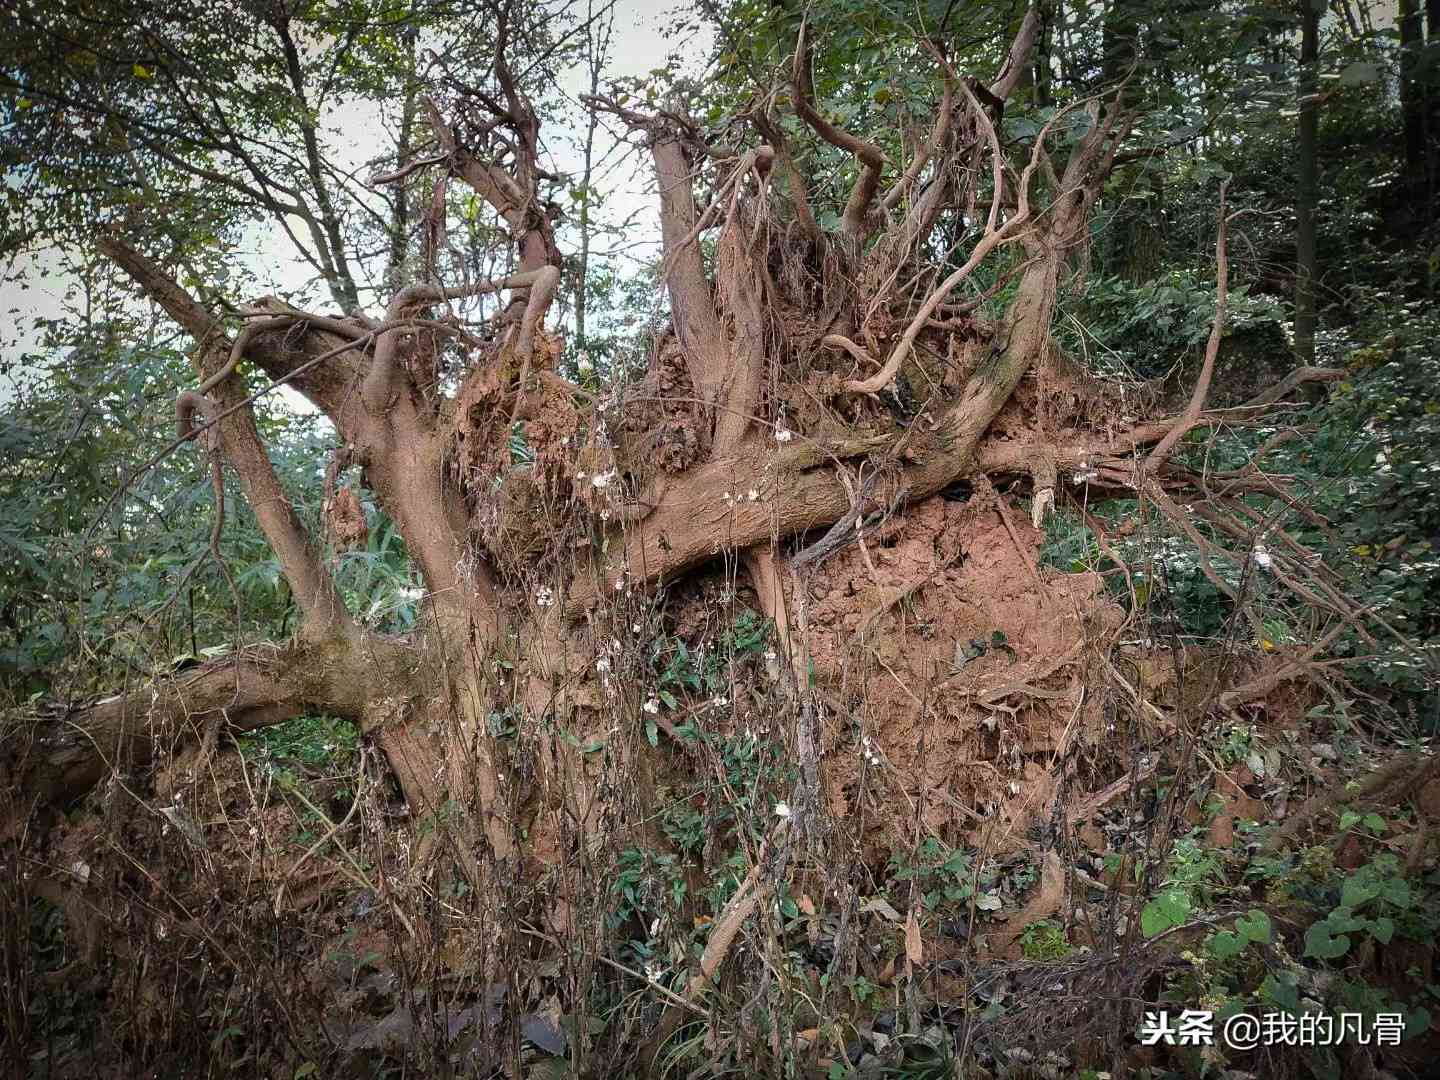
left=2, top=0, right=1439, bottom=1076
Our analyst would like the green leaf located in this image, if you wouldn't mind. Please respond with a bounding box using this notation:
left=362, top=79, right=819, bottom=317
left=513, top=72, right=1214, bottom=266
left=1210, top=930, right=1247, bottom=959
left=1237, top=909, right=1273, bottom=944
left=1341, top=874, right=1381, bottom=909
left=1260, top=972, right=1302, bottom=1013
left=1304, top=922, right=1351, bottom=960
left=294, top=1065, right=318, bottom=1079
left=1140, top=889, right=1191, bottom=937
left=1368, top=916, right=1395, bottom=944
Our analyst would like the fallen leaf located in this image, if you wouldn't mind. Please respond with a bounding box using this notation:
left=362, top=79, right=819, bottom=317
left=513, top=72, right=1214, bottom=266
left=860, top=896, right=902, bottom=922
left=521, top=1011, right=568, bottom=1056
left=905, top=907, right=923, bottom=967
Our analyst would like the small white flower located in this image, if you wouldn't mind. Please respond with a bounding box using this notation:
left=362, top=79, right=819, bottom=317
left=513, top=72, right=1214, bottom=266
left=774, top=426, right=793, bottom=443
left=1253, top=545, right=1272, bottom=570
left=747, top=489, right=759, bottom=501
left=763, top=650, right=777, bottom=662
left=577, top=353, right=594, bottom=373
left=596, top=657, right=611, bottom=673
left=710, top=695, right=728, bottom=709
left=575, top=470, right=587, bottom=481
left=643, top=698, right=660, bottom=714
left=535, top=585, right=554, bottom=608
left=774, top=802, right=792, bottom=819
left=861, top=735, right=881, bottom=765
left=632, top=622, right=642, bottom=633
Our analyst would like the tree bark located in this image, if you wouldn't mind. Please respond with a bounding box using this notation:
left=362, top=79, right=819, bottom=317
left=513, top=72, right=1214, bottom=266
left=1294, top=0, right=1320, bottom=365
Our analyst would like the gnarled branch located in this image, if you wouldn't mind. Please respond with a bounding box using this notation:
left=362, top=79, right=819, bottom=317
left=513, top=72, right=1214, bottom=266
left=791, top=19, right=886, bottom=239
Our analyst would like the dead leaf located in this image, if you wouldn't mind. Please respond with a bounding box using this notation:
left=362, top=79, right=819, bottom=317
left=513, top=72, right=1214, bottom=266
left=905, top=907, right=923, bottom=968
left=860, top=895, right=902, bottom=922
left=522, top=1010, right=567, bottom=1056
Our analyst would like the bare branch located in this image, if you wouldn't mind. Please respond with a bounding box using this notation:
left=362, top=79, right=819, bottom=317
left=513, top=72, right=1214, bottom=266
left=362, top=271, right=559, bottom=415
left=791, top=19, right=886, bottom=238
left=880, top=42, right=956, bottom=214
left=990, top=6, right=1043, bottom=102
left=843, top=84, right=1057, bottom=396
left=96, top=232, right=219, bottom=341
left=96, top=236, right=357, bottom=642
left=1147, top=182, right=1228, bottom=469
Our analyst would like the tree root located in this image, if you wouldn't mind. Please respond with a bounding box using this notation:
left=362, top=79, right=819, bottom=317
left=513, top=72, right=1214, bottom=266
left=1262, top=753, right=1437, bottom=853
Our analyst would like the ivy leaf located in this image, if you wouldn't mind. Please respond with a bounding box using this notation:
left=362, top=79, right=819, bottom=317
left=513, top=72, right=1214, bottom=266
left=1303, top=922, right=1351, bottom=960
left=1210, top=930, right=1247, bottom=959
left=1236, top=909, right=1273, bottom=944
left=1341, top=874, right=1381, bottom=909
left=1140, top=889, right=1191, bottom=937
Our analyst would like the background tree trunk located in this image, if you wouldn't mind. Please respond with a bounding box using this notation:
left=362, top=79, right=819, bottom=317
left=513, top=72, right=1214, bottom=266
left=1294, top=0, right=1320, bottom=365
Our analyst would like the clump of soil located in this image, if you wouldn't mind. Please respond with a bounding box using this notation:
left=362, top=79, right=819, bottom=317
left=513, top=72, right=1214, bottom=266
left=792, top=491, right=1126, bottom=848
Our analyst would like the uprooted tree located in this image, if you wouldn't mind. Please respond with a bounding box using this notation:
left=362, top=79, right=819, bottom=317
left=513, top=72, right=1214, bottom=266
left=8, top=3, right=1355, bottom=916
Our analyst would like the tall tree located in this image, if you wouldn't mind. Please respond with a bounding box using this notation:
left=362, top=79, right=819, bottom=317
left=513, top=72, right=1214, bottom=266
left=1295, top=0, right=1321, bottom=364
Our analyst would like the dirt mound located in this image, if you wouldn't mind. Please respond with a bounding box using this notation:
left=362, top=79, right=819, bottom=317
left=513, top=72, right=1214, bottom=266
left=791, top=490, right=1125, bottom=848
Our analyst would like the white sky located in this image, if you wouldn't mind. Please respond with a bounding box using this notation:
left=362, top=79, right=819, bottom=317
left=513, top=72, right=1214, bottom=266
left=0, top=0, right=711, bottom=399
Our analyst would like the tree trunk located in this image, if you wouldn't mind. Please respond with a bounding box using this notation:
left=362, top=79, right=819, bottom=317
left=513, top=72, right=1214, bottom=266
left=1294, top=0, right=1320, bottom=365
left=1401, top=0, right=1426, bottom=203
